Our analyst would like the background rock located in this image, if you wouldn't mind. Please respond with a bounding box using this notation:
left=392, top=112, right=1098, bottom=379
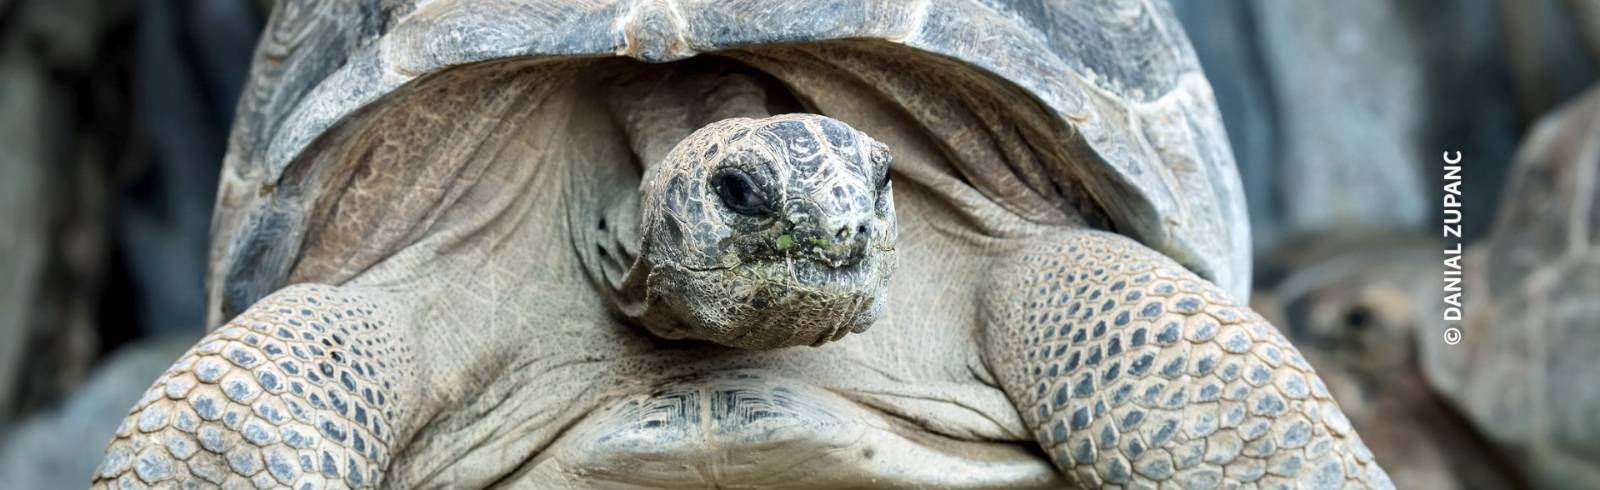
left=0, top=39, right=51, bottom=429
left=0, top=0, right=128, bottom=424
left=0, top=0, right=259, bottom=484
left=1172, top=0, right=1528, bottom=251
left=0, top=337, right=194, bottom=489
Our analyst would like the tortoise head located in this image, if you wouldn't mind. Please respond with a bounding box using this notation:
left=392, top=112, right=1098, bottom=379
left=635, top=114, right=897, bottom=349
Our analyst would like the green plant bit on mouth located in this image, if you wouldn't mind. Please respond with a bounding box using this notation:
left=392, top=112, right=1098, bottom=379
left=776, top=234, right=795, bottom=251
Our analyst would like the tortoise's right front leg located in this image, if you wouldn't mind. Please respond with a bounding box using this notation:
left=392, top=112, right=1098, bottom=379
left=981, top=230, right=1394, bottom=489
left=93, top=284, right=426, bottom=489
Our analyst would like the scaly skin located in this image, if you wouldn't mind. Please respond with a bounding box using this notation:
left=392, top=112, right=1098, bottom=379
left=93, top=284, right=418, bottom=489
left=985, top=230, right=1393, bottom=489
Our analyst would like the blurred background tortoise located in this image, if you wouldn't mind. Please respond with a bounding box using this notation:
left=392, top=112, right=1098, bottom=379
left=1244, top=84, right=1600, bottom=489
left=1247, top=232, right=1524, bottom=490
left=1423, top=83, right=1600, bottom=489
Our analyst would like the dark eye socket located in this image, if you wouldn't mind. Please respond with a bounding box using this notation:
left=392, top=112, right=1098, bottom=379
left=713, top=168, right=770, bottom=216
left=1344, top=304, right=1374, bottom=331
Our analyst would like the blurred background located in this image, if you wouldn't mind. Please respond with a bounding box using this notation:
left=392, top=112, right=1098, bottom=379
left=0, top=0, right=1596, bottom=488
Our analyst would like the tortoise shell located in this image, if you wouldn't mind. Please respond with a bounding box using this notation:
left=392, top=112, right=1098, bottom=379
left=207, top=0, right=1248, bottom=324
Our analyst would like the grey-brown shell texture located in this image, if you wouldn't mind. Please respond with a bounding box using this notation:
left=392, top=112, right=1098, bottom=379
left=209, top=0, right=1248, bottom=325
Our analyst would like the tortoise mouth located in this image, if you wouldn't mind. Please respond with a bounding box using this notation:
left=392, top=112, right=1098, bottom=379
left=680, top=246, right=893, bottom=290
left=652, top=249, right=894, bottom=349
left=682, top=245, right=894, bottom=271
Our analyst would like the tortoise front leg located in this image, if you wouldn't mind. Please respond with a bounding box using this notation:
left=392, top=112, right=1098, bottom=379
left=93, top=284, right=427, bottom=489
left=982, top=230, right=1394, bottom=489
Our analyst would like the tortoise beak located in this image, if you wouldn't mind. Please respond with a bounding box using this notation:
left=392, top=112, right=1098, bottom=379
left=790, top=217, right=871, bottom=268
left=777, top=197, right=874, bottom=268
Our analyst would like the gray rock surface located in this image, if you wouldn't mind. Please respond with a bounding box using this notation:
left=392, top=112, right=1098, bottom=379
left=1173, top=0, right=1530, bottom=248
left=0, top=44, right=50, bottom=425
left=0, top=0, right=260, bottom=426
left=1173, top=0, right=1428, bottom=250
left=1254, top=0, right=1430, bottom=242
left=124, top=0, right=260, bottom=335
left=0, top=0, right=122, bottom=422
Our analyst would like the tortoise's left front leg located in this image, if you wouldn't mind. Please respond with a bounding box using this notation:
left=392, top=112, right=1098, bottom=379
left=92, top=285, right=433, bottom=489
left=982, top=230, right=1393, bottom=489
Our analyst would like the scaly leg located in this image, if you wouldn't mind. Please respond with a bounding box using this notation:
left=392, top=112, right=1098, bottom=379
left=93, top=284, right=425, bottom=489
left=983, top=230, right=1393, bottom=489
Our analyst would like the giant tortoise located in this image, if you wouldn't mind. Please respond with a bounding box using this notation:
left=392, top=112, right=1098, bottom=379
left=94, top=1, right=1390, bottom=488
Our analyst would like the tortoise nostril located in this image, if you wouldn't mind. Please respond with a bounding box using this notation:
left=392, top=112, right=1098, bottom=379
left=834, top=222, right=870, bottom=243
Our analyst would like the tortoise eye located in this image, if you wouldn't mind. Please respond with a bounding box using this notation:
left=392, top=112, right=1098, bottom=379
left=713, top=168, right=769, bottom=217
